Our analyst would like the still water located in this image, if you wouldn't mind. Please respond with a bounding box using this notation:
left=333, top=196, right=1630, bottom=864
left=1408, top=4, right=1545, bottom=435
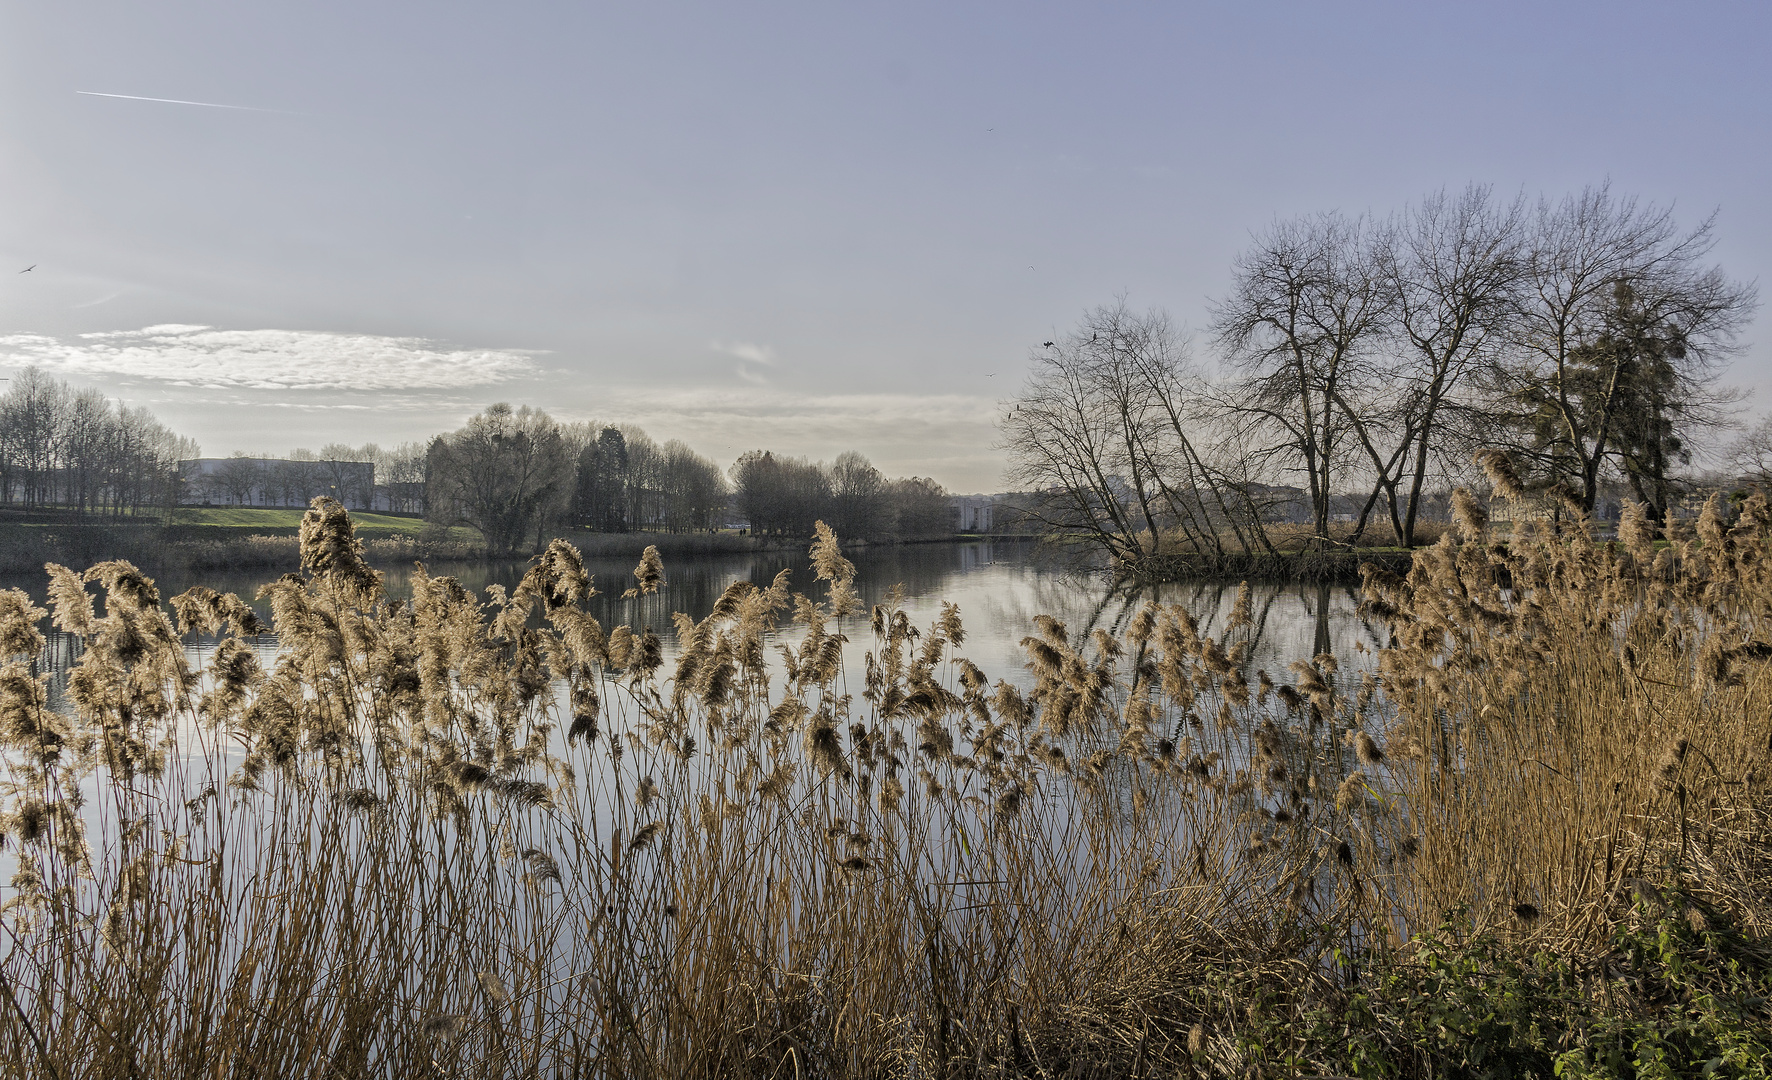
left=5, top=540, right=1385, bottom=686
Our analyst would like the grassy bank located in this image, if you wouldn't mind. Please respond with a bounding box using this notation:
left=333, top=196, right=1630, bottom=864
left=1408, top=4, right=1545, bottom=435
left=0, top=508, right=906, bottom=576
left=0, top=522, right=481, bottom=575
left=0, top=499, right=1768, bottom=1076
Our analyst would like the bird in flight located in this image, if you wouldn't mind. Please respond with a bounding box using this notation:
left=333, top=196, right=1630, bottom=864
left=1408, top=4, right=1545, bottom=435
left=19, top=266, right=34, bottom=273
left=1042, top=341, right=1055, bottom=348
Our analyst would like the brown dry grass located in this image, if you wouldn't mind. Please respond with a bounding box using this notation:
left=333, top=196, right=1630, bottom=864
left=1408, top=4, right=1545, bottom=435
left=0, top=498, right=1766, bottom=1077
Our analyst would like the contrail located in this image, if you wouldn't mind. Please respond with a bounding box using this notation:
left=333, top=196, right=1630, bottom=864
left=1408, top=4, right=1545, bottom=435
left=76, top=90, right=295, bottom=114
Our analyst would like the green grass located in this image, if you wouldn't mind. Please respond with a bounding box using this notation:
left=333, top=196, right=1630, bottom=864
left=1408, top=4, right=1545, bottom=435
left=162, top=507, right=482, bottom=544
left=171, top=507, right=429, bottom=531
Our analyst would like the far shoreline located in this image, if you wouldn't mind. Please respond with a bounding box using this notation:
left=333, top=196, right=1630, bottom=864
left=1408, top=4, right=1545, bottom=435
left=0, top=512, right=1029, bottom=578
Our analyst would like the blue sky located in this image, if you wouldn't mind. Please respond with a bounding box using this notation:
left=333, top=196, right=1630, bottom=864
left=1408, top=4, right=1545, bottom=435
left=2, top=1, right=1766, bottom=491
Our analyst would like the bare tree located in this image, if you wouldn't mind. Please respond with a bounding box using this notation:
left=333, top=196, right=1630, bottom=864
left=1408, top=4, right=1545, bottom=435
left=316, top=444, right=377, bottom=509
left=428, top=404, right=574, bottom=555
left=0, top=371, right=195, bottom=518
left=828, top=451, right=888, bottom=540
left=0, top=368, right=65, bottom=507
left=1000, top=313, right=1160, bottom=565
left=1491, top=183, right=1756, bottom=514
left=1211, top=212, right=1394, bottom=547
left=622, top=428, right=665, bottom=531
left=1001, top=303, right=1269, bottom=568
left=658, top=440, right=725, bottom=532
left=214, top=453, right=266, bottom=506
left=1729, top=414, right=1772, bottom=489
left=730, top=451, right=830, bottom=537
left=887, top=476, right=952, bottom=539
left=277, top=451, right=327, bottom=509
left=1361, top=185, right=1526, bottom=544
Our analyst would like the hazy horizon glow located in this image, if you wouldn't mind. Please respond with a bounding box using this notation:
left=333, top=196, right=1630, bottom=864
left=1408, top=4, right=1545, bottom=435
left=2, top=1, right=1768, bottom=491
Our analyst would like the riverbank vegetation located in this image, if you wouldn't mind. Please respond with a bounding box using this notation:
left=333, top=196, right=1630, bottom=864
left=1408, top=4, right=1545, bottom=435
left=1, top=495, right=1768, bottom=1076
left=0, top=509, right=484, bottom=576
left=0, top=510, right=840, bottom=577
left=0, top=369, right=969, bottom=563
left=1003, top=183, right=1759, bottom=577
left=424, top=408, right=957, bottom=555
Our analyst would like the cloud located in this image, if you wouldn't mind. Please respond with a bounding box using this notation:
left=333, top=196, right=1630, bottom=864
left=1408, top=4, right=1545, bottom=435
left=567, top=385, right=1009, bottom=490
left=0, top=325, right=541, bottom=391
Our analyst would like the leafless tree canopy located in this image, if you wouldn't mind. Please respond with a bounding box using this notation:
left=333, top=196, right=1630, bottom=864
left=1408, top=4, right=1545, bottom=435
left=729, top=449, right=949, bottom=541
left=1003, top=183, right=1758, bottom=568
left=1000, top=302, right=1275, bottom=567
left=427, top=403, right=575, bottom=556
left=1211, top=211, right=1393, bottom=546
left=0, top=368, right=197, bottom=517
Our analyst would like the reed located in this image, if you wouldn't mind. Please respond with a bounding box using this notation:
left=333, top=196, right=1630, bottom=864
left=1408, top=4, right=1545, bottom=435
left=0, top=496, right=1767, bottom=1077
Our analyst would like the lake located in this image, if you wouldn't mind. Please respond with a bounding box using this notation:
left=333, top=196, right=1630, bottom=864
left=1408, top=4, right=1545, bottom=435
left=5, top=539, right=1387, bottom=690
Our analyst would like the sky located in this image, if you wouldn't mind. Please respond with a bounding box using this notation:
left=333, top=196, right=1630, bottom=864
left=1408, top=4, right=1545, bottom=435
left=1, top=0, right=1767, bottom=493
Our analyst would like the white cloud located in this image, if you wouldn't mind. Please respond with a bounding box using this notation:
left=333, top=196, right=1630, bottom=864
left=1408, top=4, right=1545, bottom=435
left=0, top=325, right=541, bottom=391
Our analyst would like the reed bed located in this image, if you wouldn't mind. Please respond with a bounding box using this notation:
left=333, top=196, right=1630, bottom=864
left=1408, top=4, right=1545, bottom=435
left=0, top=496, right=1768, bottom=1078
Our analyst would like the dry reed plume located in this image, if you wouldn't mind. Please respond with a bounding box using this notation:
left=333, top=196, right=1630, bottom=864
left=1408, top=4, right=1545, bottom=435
left=0, top=495, right=1768, bottom=1077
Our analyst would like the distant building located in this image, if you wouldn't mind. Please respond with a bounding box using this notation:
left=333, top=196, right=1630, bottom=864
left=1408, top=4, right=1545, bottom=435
left=951, top=495, right=995, bottom=532
left=179, top=457, right=376, bottom=511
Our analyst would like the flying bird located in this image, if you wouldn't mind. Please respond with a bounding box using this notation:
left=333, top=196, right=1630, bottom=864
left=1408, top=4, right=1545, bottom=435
left=1042, top=341, right=1054, bottom=348
left=19, top=266, right=33, bottom=273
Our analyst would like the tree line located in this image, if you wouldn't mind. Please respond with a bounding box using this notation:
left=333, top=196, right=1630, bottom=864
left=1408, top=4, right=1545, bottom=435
left=1001, top=183, right=1759, bottom=568
left=728, top=449, right=952, bottom=540
left=425, top=404, right=953, bottom=555
left=0, top=369, right=197, bottom=518
left=0, top=373, right=958, bottom=555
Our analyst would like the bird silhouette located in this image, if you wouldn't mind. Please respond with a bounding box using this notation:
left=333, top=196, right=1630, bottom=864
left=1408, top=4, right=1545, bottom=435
left=19, top=266, right=34, bottom=273
left=1042, top=341, right=1055, bottom=348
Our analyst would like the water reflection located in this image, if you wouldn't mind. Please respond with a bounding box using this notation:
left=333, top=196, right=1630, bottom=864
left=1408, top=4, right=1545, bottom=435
left=6, top=540, right=1385, bottom=692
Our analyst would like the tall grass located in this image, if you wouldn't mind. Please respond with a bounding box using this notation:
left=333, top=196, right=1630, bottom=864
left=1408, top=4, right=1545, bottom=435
left=0, top=496, right=1767, bottom=1077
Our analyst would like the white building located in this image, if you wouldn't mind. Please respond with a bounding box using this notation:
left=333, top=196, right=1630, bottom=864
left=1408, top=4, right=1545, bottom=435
left=951, top=495, right=995, bottom=532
